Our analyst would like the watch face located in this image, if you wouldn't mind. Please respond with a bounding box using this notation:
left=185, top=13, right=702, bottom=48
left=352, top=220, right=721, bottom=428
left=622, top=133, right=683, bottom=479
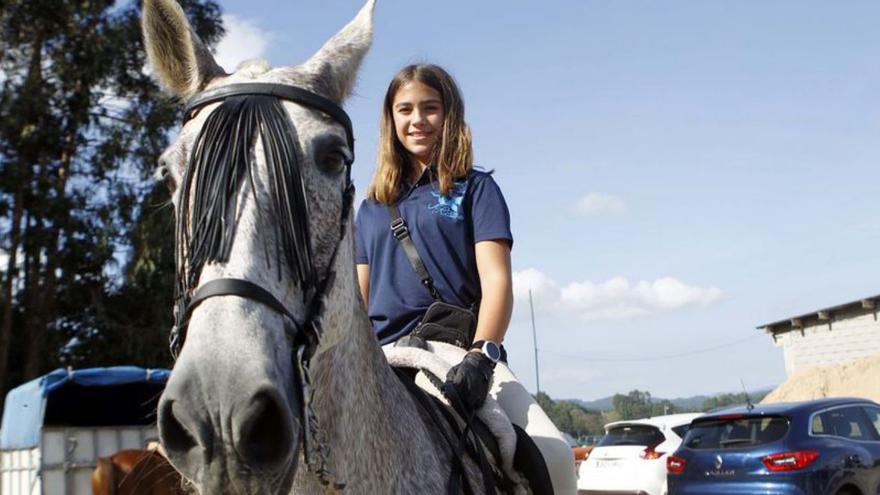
left=483, top=341, right=502, bottom=362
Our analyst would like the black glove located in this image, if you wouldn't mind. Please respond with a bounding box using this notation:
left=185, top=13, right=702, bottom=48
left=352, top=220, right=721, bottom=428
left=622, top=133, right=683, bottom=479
left=442, top=351, right=495, bottom=416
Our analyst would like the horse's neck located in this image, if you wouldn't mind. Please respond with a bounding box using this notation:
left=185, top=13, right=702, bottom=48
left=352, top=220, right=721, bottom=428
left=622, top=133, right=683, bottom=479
left=294, top=244, right=447, bottom=491
left=311, top=290, right=394, bottom=436
left=295, top=307, right=404, bottom=491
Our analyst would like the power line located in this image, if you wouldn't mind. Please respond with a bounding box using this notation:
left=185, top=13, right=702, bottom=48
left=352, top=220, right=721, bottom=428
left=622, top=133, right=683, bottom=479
left=540, top=334, right=764, bottom=363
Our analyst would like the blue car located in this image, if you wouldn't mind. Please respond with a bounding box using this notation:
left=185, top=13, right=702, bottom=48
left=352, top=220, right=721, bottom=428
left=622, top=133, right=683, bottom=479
left=667, top=397, right=880, bottom=495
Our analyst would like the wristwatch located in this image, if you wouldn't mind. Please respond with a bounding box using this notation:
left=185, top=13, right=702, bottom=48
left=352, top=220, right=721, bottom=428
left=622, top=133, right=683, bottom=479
left=471, top=340, right=502, bottom=365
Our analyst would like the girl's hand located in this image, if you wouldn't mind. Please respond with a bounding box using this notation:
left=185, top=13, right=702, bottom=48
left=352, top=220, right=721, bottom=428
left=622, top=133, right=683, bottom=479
left=442, top=351, right=494, bottom=415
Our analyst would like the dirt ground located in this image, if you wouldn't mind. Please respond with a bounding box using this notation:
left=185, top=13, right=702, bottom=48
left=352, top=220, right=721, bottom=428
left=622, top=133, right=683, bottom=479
left=762, top=354, right=880, bottom=404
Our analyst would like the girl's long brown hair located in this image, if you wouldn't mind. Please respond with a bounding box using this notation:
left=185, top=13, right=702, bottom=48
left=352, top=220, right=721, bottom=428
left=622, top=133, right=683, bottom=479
left=368, top=64, right=473, bottom=204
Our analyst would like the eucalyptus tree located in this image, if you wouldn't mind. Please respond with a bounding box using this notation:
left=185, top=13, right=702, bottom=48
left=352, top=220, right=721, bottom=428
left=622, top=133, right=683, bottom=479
left=0, top=0, right=223, bottom=402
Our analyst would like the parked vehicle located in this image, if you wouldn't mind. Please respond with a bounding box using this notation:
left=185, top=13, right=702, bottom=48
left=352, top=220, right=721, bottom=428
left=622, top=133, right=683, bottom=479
left=573, top=445, right=593, bottom=474
left=0, top=366, right=169, bottom=495
left=578, top=413, right=702, bottom=495
left=667, top=397, right=880, bottom=495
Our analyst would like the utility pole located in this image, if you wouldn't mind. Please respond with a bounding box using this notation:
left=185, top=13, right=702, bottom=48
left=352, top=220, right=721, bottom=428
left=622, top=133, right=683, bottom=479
left=529, top=289, right=541, bottom=394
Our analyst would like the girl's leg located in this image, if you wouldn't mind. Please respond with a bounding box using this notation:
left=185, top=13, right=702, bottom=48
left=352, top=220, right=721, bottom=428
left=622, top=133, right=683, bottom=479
left=490, top=363, right=577, bottom=495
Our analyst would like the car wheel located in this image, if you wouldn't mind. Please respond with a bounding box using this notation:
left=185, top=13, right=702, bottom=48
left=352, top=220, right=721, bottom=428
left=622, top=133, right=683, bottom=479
left=836, top=489, right=857, bottom=495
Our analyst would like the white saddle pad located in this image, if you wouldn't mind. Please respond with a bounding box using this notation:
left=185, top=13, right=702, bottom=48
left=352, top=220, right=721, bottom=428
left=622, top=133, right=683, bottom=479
left=383, top=341, right=527, bottom=490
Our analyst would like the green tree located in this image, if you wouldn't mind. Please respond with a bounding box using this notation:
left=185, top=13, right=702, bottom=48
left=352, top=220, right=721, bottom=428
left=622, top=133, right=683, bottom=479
left=534, top=392, right=606, bottom=439
left=701, top=391, right=768, bottom=411
left=613, top=390, right=655, bottom=420
left=651, top=399, right=678, bottom=416
left=536, top=391, right=554, bottom=412
left=603, top=409, right=622, bottom=424
left=582, top=410, right=606, bottom=438
left=0, top=0, right=224, bottom=405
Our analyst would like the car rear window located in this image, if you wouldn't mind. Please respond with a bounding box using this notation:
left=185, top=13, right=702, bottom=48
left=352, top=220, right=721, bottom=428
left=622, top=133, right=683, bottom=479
left=598, top=424, right=665, bottom=447
left=683, top=416, right=789, bottom=450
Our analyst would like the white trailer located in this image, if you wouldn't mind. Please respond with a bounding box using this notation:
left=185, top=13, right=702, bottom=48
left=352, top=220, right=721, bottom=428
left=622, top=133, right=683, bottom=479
left=0, top=367, right=169, bottom=495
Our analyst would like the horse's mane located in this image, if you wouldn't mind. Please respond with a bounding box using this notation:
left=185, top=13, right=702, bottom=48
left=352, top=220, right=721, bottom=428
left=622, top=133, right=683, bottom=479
left=175, top=95, right=315, bottom=303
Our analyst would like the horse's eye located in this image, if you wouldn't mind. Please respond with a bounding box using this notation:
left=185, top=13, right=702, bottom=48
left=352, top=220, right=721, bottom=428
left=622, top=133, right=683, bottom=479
left=319, top=149, right=349, bottom=176
left=163, top=173, right=177, bottom=194
left=157, top=161, right=177, bottom=194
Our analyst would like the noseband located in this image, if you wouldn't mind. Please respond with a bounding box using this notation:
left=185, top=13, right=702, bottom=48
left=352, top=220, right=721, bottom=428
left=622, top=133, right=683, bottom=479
left=169, top=82, right=355, bottom=489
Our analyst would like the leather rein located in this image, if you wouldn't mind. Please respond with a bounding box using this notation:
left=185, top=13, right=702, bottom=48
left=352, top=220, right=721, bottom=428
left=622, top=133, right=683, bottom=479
left=169, top=82, right=356, bottom=489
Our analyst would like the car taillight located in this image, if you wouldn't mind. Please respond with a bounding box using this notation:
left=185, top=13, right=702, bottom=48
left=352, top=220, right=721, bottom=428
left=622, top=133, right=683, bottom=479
left=573, top=447, right=590, bottom=461
left=762, top=450, right=820, bottom=472
left=640, top=446, right=665, bottom=460
left=667, top=455, right=686, bottom=474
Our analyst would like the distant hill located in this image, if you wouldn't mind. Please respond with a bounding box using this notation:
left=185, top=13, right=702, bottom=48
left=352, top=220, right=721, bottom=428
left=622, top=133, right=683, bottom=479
left=571, top=396, right=614, bottom=411
left=570, top=388, right=773, bottom=412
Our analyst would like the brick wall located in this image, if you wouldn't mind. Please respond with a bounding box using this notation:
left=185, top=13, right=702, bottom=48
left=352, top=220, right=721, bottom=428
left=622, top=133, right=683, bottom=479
left=774, top=310, right=880, bottom=377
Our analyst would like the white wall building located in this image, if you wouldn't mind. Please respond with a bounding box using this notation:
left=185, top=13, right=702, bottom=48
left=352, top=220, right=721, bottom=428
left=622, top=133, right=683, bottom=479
left=759, top=294, right=880, bottom=377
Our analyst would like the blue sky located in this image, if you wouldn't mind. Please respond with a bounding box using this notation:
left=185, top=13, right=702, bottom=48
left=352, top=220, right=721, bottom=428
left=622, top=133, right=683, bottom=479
left=207, top=0, right=880, bottom=400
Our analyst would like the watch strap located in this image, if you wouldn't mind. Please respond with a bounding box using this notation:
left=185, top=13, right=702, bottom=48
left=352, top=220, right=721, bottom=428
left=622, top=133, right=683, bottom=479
left=471, top=340, right=501, bottom=365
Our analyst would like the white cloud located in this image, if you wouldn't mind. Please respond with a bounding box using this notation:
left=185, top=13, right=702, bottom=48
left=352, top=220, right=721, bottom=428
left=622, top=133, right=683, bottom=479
left=214, top=15, right=272, bottom=73
left=571, top=193, right=626, bottom=217
left=634, top=277, right=723, bottom=310
left=512, top=268, right=558, bottom=301
left=513, top=269, right=723, bottom=321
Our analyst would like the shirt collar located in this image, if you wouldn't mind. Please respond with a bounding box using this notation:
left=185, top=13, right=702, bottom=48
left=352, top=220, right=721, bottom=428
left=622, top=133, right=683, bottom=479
left=415, top=165, right=434, bottom=186
left=400, top=165, right=434, bottom=198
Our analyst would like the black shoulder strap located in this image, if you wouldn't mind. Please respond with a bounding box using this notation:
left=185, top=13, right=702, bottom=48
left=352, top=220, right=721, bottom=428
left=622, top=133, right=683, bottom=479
left=388, top=205, right=442, bottom=301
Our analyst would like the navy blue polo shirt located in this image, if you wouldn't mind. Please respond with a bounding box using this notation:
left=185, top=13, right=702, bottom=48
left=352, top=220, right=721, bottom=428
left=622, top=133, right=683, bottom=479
left=355, top=169, right=513, bottom=345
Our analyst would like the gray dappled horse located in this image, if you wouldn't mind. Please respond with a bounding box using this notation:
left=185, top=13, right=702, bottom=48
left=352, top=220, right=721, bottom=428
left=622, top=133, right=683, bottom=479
left=141, top=0, right=518, bottom=493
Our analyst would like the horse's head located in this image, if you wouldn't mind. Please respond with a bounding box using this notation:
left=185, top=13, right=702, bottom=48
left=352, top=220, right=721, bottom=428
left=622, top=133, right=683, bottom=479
left=141, top=0, right=373, bottom=491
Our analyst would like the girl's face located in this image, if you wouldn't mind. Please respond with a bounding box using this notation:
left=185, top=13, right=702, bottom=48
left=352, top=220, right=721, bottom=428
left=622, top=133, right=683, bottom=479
left=391, top=80, right=445, bottom=168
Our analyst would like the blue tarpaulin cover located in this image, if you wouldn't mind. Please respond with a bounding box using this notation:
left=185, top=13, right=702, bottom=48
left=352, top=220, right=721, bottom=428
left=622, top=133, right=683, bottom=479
left=0, top=366, right=169, bottom=450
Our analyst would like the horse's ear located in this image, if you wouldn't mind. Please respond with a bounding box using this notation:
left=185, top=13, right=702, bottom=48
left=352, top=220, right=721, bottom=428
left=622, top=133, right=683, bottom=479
left=303, top=0, right=375, bottom=103
left=141, top=0, right=226, bottom=99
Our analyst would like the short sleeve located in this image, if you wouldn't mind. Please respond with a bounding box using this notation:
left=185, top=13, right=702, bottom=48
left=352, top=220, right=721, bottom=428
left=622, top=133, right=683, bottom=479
left=354, top=200, right=369, bottom=264
left=469, top=173, right=513, bottom=249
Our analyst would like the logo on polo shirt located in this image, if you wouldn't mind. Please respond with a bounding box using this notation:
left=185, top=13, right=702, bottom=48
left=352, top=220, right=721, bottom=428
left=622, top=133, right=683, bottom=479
left=428, top=181, right=466, bottom=220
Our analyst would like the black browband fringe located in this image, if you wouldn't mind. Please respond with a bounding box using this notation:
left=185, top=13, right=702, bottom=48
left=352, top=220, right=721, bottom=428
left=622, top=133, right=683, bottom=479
left=175, top=95, right=316, bottom=304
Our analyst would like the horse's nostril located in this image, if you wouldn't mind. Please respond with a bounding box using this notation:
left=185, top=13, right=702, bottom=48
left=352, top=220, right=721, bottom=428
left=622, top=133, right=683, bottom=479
left=236, top=391, right=293, bottom=467
left=159, top=399, right=200, bottom=456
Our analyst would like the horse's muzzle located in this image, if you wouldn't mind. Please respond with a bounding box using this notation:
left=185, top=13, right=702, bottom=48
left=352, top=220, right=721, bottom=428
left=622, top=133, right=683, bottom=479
left=158, top=366, right=299, bottom=492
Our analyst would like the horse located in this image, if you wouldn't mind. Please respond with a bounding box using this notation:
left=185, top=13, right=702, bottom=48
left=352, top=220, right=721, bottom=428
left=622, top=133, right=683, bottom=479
left=92, top=448, right=187, bottom=495
left=140, top=0, right=526, bottom=493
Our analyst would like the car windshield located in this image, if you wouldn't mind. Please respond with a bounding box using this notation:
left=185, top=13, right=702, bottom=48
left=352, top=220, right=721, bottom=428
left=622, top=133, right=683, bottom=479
left=598, top=424, right=665, bottom=447
left=683, top=416, right=789, bottom=450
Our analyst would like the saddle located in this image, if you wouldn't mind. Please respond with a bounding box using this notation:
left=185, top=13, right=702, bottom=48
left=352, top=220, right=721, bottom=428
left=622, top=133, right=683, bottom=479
left=392, top=366, right=511, bottom=494
left=384, top=342, right=553, bottom=495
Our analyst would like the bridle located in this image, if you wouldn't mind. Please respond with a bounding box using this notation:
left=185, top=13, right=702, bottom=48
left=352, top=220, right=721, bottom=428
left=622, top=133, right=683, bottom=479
left=168, top=82, right=356, bottom=489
